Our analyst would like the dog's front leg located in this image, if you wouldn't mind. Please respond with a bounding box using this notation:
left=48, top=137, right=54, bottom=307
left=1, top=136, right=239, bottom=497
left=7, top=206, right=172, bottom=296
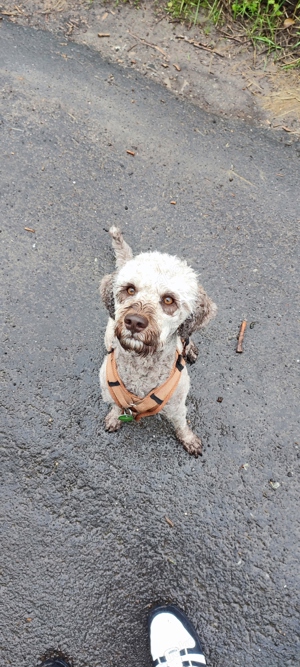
left=104, top=317, right=115, bottom=351
left=105, top=404, right=123, bottom=432
left=162, top=371, right=202, bottom=457
left=185, top=339, right=199, bottom=364
left=100, top=356, right=123, bottom=432
left=173, top=415, right=202, bottom=457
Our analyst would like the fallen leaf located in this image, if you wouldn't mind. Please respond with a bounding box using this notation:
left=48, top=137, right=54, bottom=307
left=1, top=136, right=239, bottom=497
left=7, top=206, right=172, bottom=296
left=170, top=200, right=176, bottom=205
left=283, top=18, right=295, bottom=27
left=217, top=396, right=223, bottom=403
left=102, top=12, right=108, bottom=20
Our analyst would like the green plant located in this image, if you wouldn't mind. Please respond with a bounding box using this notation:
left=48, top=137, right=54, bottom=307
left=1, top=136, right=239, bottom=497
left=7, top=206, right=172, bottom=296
left=165, top=0, right=300, bottom=51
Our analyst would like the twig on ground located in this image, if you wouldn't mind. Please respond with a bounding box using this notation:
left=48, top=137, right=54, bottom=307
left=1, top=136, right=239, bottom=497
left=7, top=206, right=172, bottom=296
left=282, top=126, right=300, bottom=134
left=281, top=58, right=300, bottom=67
left=246, top=79, right=263, bottom=90
left=229, top=168, right=255, bottom=186
left=127, top=43, right=138, bottom=52
left=165, top=516, right=174, bottom=528
left=236, top=320, right=247, bottom=353
left=176, top=35, right=224, bottom=58
left=218, top=29, right=246, bottom=43
left=194, top=41, right=224, bottom=57
left=128, top=31, right=168, bottom=59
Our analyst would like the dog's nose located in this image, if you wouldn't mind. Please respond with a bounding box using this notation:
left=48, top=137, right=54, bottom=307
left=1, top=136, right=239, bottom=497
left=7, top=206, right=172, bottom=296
left=124, top=312, right=149, bottom=333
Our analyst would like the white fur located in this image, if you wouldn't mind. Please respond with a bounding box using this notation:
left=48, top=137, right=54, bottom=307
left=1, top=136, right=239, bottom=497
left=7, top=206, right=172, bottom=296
left=99, top=227, right=217, bottom=457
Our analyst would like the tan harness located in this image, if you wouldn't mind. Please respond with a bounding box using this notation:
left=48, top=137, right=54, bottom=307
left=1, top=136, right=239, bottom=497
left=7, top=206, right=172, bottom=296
left=106, top=348, right=185, bottom=421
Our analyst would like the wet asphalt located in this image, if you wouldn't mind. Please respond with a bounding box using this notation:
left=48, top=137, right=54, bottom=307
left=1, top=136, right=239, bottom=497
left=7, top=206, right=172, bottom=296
left=1, top=19, right=300, bottom=667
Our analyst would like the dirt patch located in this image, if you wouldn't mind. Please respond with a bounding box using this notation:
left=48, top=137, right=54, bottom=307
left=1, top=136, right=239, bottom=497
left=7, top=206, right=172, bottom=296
left=1, top=0, right=300, bottom=136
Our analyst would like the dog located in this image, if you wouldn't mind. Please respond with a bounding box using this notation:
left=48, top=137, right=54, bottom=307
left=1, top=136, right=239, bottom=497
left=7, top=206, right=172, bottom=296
left=99, top=227, right=217, bottom=457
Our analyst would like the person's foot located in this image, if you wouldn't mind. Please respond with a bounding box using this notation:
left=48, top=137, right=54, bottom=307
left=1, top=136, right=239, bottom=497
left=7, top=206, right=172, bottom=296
left=149, top=604, right=206, bottom=667
left=40, top=657, right=72, bottom=667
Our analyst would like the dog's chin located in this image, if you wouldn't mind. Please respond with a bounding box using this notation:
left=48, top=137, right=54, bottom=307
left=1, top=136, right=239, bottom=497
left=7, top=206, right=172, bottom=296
left=117, top=333, right=157, bottom=357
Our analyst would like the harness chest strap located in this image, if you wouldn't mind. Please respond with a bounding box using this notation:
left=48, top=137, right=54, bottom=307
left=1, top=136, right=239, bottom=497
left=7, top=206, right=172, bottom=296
left=106, top=349, right=185, bottom=421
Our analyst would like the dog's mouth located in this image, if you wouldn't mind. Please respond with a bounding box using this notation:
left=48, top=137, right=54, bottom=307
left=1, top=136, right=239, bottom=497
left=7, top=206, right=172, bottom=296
left=114, top=303, right=160, bottom=356
left=116, top=330, right=158, bottom=356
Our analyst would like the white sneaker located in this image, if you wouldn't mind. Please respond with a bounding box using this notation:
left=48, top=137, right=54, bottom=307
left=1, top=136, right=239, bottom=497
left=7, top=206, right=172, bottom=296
left=149, top=605, right=206, bottom=667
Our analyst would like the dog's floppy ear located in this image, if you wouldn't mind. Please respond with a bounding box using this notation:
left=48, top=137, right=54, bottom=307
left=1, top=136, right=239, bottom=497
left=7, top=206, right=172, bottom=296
left=178, top=285, right=217, bottom=338
left=100, top=273, right=115, bottom=320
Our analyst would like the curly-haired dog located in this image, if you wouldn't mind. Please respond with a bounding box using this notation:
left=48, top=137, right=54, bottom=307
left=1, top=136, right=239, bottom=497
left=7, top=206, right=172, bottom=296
left=99, top=227, right=217, bottom=457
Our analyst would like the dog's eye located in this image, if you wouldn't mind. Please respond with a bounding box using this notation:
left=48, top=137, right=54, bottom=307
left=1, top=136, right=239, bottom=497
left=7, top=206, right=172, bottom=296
left=127, top=286, right=136, bottom=296
left=163, top=296, right=174, bottom=305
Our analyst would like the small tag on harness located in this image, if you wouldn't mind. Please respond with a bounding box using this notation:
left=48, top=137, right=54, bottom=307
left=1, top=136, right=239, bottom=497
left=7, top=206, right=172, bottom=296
left=118, top=409, right=134, bottom=423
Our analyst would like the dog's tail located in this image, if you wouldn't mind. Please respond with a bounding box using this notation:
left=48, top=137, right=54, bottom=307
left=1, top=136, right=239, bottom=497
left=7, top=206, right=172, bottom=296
left=109, top=226, right=133, bottom=269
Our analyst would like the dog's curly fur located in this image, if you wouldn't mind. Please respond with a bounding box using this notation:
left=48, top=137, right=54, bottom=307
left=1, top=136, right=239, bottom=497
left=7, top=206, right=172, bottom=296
left=99, top=226, right=217, bottom=457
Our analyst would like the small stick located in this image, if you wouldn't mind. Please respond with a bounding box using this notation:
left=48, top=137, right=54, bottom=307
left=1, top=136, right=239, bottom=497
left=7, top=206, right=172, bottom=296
left=165, top=516, right=174, bottom=528
left=24, top=227, right=35, bottom=233
left=218, top=30, right=246, bottom=43
left=128, top=31, right=168, bottom=58
left=126, top=150, right=135, bottom=156
left=127, top=42, right=138, bottom=53
left=236, top=320, right=247, bottom=353
left=193, top=41, right=224, bottom=58
left=98, top=33, right=110, bottom=38
left=175, top=35, right=224, bottom=58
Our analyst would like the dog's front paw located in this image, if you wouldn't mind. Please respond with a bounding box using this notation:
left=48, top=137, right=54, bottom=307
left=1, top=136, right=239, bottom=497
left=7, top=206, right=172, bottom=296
left=183, top=435, right=202, bottom=459
left=185, top=339, right=199, bottom=364
left=183, top=434, right=202, bottom=457
left=177, top=428, right=202, bottom=457
left=105, top=408, right=122, bottom=432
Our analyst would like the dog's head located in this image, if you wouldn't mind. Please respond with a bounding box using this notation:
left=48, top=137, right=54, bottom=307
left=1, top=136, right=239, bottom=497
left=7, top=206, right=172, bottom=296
left=100, top=252, right=216, bottom=356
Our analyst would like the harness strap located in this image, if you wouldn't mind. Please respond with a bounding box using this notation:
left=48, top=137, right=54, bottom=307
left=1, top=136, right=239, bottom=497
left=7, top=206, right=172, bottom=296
left=106, top=349, right=185, bottom=421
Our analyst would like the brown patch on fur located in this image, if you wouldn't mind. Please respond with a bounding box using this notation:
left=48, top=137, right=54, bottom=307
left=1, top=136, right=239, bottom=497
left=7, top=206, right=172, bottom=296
left=115, top=301, right=160, bottom=356
left=117, top=284, right=136, bottom=303
left=160, top=293, right=178, bottom=315
left=178, top=285, right=217, bottom=338
left=100, top=273, right=115, bottom=319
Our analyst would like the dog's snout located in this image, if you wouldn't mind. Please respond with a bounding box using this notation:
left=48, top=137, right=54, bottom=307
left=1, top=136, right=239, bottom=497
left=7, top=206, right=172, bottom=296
left=124, top=312, right=149, bottom=333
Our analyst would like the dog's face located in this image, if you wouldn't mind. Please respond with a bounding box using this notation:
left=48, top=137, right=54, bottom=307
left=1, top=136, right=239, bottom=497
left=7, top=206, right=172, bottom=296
left=101, top=252, right=216, bottom=356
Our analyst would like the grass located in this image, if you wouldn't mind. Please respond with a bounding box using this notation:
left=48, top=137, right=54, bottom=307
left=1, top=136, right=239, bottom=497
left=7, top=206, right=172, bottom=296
left=164, top=0, right=300, bottom=58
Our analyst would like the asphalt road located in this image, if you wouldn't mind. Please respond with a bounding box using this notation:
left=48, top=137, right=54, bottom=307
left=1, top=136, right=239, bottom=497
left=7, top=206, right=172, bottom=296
left=1, top=20, right=299, bottom=667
